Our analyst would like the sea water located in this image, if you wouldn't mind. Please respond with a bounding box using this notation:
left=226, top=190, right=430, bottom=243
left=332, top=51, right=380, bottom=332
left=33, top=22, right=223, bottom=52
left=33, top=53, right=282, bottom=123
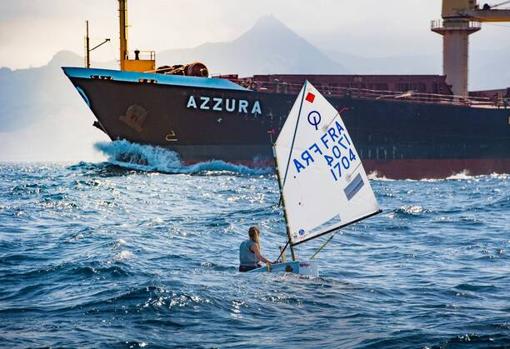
left=0, top=141, right=509, bottom=348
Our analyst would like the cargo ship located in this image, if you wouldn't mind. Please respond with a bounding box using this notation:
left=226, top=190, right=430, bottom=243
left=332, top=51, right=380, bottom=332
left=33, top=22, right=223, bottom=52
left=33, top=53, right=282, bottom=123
left=63, top=0, right=510, bottom=179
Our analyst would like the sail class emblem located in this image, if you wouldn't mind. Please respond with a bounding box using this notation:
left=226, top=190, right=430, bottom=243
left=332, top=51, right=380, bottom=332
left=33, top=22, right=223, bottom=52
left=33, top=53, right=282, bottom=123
left=307, top=111, right=321, bottom=130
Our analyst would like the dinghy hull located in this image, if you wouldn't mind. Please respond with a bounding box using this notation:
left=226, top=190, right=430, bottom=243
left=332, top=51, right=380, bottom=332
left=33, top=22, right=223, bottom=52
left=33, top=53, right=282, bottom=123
left=248, top=261, right=318, bottom=277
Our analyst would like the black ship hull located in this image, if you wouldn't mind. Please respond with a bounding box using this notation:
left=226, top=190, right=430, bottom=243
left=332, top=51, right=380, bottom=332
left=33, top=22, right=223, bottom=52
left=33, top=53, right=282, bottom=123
left=63, top=67, right=510, bottom=179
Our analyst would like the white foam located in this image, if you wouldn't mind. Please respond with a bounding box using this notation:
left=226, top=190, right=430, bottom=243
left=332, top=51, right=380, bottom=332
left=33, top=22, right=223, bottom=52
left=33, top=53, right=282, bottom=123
left=401, top=205, right=425, bottom=214
left=367, top=171, right=395, bottom=181
left=370, top=170, right=510, bottom=182
left=114, top=250, right=133, bottom=261
left=446, top=170, right=473, bottom=180
left=94, top=140, right=271, bottom=175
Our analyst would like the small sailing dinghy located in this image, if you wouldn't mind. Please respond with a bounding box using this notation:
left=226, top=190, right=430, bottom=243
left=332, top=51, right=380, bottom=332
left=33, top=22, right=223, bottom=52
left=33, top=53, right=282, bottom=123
left=250, top=81, right=381, bottom=276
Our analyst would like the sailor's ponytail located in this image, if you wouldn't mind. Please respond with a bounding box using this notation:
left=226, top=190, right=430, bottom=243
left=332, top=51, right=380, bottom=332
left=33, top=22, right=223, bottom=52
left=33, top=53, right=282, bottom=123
left=248, top=226, right=260, bottom=246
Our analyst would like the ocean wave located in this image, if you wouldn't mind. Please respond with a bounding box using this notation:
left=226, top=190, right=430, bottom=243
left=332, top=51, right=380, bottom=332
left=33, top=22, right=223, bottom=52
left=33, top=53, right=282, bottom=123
left=436, top=333, right=510, bottom=348
left=367, top=171, right=395, bottom=181
left=487, top=195, right=510, bottom=210
left=67, top=161, right=137, bottom=178
left=390, top=205, right=430, bottom=218
left=454, top=283, right=498, bottom=292
left=74, top=285, right=213, bottom=315
left=0, top=263, right=131, bottom=282
left=445, top=170, right=476, bottom=180
left=94, top=140, right=272, bottom=176
left=445, top=171, right=509, bottom=181
left=425, top=172, right=508, bottom=182
left=375, top=171, right=510, bottom=182
left=114, top=250, right=134, bottom=261
left=367, top=170, right=502, bottom=182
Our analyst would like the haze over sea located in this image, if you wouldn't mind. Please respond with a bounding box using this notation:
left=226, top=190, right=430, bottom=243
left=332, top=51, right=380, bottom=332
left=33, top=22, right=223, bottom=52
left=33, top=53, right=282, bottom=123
left=1, top=141, right=509, bottom=348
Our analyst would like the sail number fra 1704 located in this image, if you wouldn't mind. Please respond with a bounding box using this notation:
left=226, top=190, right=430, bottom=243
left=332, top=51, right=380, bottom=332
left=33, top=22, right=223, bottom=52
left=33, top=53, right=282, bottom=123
left=292, top=120, right=357, bottom=181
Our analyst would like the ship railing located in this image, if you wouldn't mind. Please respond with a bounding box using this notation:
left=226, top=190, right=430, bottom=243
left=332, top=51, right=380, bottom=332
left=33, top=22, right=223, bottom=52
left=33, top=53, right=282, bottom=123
left=227, top=78, right=505, bottom=108
left=431, top=19, right=482, bottom=31
left=128, top=50, right=156, bottom=61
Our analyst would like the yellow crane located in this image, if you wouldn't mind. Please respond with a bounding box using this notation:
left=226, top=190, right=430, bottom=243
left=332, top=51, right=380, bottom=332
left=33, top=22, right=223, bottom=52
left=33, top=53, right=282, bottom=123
left=432, top=0, right=510, bottom=97
left=118, top=0, right=155, bottom=72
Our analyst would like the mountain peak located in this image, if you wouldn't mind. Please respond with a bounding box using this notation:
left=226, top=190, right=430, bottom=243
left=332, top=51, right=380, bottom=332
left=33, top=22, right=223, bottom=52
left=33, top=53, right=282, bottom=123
left=241, top=15, right=294, bottom=39
left=159, top=15, right=346, bottom=75
left=253, top=15, right=287, bottom=29
left=234, top=15, right=303, bottom=45
left=48, top=50, right=83, bottom=67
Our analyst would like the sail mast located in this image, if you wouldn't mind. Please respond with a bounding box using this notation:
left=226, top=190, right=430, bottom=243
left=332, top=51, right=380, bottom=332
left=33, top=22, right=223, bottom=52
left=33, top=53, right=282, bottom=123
left=273, top=146, right=296, bottom=261
left=273, top=82, right=308, bottom=261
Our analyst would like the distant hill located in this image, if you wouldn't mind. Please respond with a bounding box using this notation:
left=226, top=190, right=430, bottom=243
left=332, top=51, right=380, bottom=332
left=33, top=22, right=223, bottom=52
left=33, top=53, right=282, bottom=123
left=324, top=50, right=440, bottom=75
left=325, top=46, right=510, bottom=91
left=157, top=16, right=346, bottom=76
left=0, top=51, right=109, bottom=161
left=0, top=51, right=83, bottom=132
left=470, top=46, right=510, bottom=90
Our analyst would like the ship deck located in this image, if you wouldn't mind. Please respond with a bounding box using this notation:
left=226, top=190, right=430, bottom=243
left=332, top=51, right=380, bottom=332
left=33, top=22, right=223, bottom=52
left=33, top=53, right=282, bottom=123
left=216, top=74, right=509, bottom=109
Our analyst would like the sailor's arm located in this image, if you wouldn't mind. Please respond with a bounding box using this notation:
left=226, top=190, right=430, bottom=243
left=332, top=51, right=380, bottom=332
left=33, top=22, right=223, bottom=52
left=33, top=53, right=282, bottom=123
left=251, top=244, right=271, bottom=264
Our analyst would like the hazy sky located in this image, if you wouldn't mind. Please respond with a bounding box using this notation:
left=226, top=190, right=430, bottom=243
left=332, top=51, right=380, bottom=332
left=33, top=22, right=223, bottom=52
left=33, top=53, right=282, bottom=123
left=1, top=0, right=509, bottom=69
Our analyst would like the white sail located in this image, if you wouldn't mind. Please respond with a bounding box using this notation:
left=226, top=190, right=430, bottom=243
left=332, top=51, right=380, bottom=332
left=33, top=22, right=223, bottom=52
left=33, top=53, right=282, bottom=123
left=275, top=82, right=380, bottom=245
